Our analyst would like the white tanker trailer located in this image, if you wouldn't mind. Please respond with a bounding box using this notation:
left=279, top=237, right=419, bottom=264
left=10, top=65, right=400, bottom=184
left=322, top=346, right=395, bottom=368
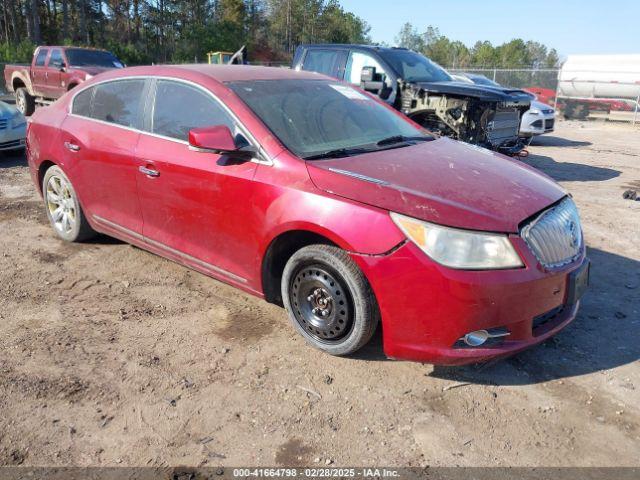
left=558, top=54, right=640, bottom=119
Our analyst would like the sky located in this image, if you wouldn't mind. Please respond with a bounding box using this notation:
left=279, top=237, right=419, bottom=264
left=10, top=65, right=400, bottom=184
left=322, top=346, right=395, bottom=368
left=344, top=0, right=639, bottom=58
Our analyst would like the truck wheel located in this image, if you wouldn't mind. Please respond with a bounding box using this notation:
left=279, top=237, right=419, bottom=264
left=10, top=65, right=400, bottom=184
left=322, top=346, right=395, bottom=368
left=281, top=244, right=379, bottom=356
left=16, top=88, right=35, bottom=116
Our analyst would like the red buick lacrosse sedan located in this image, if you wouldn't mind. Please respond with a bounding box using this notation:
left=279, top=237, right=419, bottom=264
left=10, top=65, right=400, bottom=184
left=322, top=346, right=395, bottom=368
left=26, top=65, right=589, bottom=365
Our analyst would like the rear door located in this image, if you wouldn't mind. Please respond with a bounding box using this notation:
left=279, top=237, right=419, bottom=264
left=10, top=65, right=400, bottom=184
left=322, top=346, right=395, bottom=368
left=299, top=48, right=348, bottom=80
left=31, top=48, right=49, bottom=96
left=60, top=78, right=148, bottom=238
left=135, top=79, right=258, bottom=282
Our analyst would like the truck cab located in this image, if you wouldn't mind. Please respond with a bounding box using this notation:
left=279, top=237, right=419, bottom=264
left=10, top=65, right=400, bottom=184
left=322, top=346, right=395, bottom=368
left=4, top=46, right=124, bottom=116
left=292, top=44, right=532, bottom=155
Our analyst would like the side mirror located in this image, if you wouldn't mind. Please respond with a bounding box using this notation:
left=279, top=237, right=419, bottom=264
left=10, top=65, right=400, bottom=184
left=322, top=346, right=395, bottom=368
left=188, top=125, right=255, bottom=158
left=361, top=66, right=376, bottom=83
left=360, top=66, right=385, bottom=96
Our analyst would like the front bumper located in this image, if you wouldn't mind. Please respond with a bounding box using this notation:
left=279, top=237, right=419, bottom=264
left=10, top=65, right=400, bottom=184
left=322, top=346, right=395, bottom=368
left=520, top=112, right=555, bottom=136
left=352, top=238, right=587, bottom=365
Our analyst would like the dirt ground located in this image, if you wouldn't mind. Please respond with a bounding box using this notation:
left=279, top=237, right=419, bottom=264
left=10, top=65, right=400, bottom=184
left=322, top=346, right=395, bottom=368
left=0, top=120, right=639, bottom=468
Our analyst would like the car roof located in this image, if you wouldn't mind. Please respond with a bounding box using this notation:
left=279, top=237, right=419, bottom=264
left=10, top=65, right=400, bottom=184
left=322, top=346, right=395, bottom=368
left=173, top=64, right=328, bottom=82
left=299, top=44, right=411, bottom=54
left=100, top=64, right=330, bottom=83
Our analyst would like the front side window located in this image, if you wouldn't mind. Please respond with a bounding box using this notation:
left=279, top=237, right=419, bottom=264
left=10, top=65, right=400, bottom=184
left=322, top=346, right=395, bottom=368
left=35, top=49, right=48, bottom=67
left=152, top=80, right=234, bottom=141
left=301, top=49, right=341, bottom=77
left=229, top=79, right=430, bottom=159
left=344, top=52, right=388, bottom=85
left=91, top=79, right=145, bottom=128
left=49, top=49, right=64, bottom=67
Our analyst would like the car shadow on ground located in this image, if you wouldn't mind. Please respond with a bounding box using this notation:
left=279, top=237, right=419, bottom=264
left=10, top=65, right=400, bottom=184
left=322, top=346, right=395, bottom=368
left=427, top=247, right=640, bottom=386
left=0, top=151, right=27, bottom=168
left=529, top=135, right=592, bottom=148
left=523, top=153, right=620, bottom=182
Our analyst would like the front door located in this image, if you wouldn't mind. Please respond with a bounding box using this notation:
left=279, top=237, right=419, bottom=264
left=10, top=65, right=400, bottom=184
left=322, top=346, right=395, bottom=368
left=44, top=48, right=66, bottom=98
left=60, top=78, right=148, bottom=237
left=135, top=79, right=258, bottom=281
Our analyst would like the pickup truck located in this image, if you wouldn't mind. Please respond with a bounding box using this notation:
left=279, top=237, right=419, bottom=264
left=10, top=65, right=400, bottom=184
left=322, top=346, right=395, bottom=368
left=293, top=44, right=532, bottom=155
left=4, top=46, right=124, bottom=116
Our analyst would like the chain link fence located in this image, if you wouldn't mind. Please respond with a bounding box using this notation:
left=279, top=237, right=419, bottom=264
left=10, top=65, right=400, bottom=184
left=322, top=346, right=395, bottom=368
left=448, top=67, right=640, bottom=125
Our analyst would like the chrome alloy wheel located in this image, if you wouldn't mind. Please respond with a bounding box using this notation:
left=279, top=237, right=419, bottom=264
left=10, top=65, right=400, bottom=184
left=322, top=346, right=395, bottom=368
left=45, top=175, right=77, bottom=235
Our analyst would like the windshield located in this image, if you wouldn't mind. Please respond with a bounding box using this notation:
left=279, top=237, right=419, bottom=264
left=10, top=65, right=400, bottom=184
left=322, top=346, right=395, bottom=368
left=65, top=49, right=124, bottom=68
left=378, top=50, right=452, bottom=83
left=229, top=79, right=431, bottom=159
left=468, top=75, right=500, bottom=87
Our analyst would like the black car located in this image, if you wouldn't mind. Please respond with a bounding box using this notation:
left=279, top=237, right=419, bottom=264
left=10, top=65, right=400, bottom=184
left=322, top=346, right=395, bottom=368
left=292, top=44, right=532, bottom=154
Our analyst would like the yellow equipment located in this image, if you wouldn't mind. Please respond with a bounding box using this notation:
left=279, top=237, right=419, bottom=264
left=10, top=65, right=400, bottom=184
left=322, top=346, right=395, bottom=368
left=207, top=51, right=234, bottom=64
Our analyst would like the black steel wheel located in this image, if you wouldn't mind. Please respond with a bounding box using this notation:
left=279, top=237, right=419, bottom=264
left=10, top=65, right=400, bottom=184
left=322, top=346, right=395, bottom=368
left=290, top=264, right=354, bottom=343
left=281, top=244, right=379, bottom=356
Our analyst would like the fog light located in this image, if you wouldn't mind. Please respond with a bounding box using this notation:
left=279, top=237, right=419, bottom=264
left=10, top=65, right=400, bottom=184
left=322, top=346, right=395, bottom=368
left=463, top=330, right=489, bottom=347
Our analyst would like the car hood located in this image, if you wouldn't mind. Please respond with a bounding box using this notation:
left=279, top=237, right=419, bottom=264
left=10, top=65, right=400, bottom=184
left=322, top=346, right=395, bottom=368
left=306, top=138, right=565, bottom=233
left=0, top=101, right=19, bottom=118
left=530, top=100, right=554, bottom=112
left=410, top=80, right=532, bottom=104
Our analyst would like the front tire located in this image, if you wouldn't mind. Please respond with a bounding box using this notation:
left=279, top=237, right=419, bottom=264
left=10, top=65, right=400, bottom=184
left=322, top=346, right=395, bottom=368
left=15, top=87, right=35, bottom=116
left=281, top=244, right=379, bottom=356
left=42, top=165, right=96, bottom=242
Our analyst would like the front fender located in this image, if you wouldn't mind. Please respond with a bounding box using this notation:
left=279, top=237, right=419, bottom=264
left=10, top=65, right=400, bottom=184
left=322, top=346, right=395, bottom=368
left=260, top=192, right=404, bottom=256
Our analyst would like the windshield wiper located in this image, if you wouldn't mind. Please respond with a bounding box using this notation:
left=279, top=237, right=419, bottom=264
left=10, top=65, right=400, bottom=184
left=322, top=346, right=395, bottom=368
left=376, top=134, right=434, bottom=147
left=302, top=147, right=373, bottom=160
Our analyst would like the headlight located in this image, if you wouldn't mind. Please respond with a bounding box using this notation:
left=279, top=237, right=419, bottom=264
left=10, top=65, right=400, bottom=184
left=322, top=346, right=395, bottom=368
left=85, top=74, right=93, bottom=80
left=391, top=213, right=524, bottom=269
left=528, top=109, right=541, bottom=115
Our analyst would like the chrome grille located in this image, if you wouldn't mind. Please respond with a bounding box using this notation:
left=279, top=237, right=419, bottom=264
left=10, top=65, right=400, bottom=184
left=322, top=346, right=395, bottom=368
left=521, top=197, right=583, bottom=268
left=0, top=119, right=8, bottom=130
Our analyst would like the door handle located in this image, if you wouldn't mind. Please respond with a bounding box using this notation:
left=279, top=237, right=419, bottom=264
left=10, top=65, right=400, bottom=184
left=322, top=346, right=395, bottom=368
left=139, top=166, right=160, bottom=177
left=64, top=141, right=80, bottom=152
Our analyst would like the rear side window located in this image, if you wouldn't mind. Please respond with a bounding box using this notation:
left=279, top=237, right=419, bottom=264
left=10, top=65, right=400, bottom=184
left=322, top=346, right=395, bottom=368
left=91, top=79, right=146, bottom=128
left=35, top=49, right=48, bottom=66
left=301, top=49, right=341, bottom=77
left=72, top=87, right=93, bottom=116
left=152, top=80, right=234, bottom=141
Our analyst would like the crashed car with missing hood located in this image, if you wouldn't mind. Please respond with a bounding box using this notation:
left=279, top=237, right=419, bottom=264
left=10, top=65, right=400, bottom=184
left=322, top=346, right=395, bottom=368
left=293, top=45, right=531, bottom=155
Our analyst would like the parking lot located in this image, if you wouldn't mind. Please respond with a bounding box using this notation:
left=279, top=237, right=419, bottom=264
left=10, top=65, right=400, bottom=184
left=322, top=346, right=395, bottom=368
left=0, top=120, right=638, bottom=467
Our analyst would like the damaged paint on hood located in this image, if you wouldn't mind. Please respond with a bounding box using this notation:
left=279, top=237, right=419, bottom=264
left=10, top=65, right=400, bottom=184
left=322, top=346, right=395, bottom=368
left=306, top=137, right=566, bottom=233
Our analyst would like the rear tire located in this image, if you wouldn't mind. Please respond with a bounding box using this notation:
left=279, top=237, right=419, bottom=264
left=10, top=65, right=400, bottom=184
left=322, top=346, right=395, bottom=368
left=281, top=244, right=379, bottom=356
left=42, top=165, right=96, bottom=242
left=15, top=87, right=35, bottom=116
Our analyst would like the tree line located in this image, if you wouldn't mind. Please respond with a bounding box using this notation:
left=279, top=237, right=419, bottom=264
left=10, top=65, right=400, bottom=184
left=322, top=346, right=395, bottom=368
left=0, top=1, right=561, bottom=69
left=394, top=23, right=560, bottom=69
left=0, top=0, right=371, bottom=64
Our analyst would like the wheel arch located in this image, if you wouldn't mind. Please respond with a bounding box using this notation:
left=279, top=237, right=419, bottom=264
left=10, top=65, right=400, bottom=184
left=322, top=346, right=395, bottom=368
left=11, top=73, right=32, bottom=94
left=261, top=229, right=340, bottom=306
left=37, top=160, right=58, bottom=194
